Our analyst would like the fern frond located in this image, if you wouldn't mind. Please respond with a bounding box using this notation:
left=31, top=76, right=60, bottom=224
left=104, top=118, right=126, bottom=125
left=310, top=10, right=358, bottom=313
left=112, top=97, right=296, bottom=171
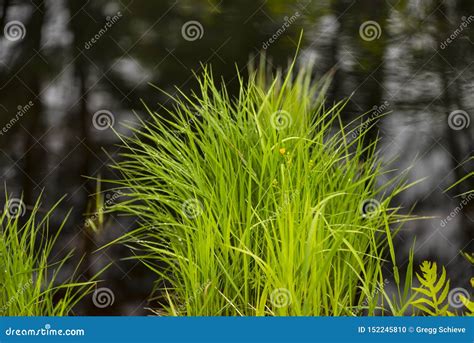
left=462, top=252, right=474, bottom=265
left=412, top=261, right=451, bottom=316
left=460, top=296, right=474, bottom=316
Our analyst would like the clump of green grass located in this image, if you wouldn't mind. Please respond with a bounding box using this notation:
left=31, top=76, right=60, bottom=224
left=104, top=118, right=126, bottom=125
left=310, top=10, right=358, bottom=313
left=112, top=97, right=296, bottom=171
left=111, top=58, right=412, bottom=316
left=0, top=195, right=96, bottom=315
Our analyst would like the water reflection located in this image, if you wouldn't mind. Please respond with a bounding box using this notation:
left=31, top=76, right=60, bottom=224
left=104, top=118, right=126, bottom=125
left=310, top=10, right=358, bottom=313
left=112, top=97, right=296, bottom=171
left=0, top=0, right=472, bottom=314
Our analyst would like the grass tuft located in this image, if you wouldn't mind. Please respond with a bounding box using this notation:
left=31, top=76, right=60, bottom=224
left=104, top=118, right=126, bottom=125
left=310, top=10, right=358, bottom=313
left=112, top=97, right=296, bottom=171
left=110, top=60, right=412, bottom=316
left=0, top=194, right=96, bottom=316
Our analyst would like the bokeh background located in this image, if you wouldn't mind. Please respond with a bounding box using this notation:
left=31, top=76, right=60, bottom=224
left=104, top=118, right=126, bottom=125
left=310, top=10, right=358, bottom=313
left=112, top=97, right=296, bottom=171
left=0, top=0, right=472, bottom=315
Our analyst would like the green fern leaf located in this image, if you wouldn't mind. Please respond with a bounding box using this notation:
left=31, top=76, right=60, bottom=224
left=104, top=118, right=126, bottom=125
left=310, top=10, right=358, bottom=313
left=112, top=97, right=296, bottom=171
left=411, top=302, right=436, bottom=316
left=411, top=295, right=435, bottom=306
left=434, top=267, right=447, bottom=295
left=412, top=261, right=451, bottom=316
left=438, top=280, right=450, bottom=304
left=460, top=296, right=474, bottom=316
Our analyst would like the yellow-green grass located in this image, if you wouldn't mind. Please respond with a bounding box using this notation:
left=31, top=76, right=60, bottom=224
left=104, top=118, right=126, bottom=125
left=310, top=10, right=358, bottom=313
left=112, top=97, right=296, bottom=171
left=110, top=59, right=413, bottom=316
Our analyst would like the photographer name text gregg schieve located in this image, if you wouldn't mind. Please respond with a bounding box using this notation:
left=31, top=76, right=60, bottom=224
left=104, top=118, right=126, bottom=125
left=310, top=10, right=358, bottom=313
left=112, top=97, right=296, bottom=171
left=415, top=326, right=466, bottom=335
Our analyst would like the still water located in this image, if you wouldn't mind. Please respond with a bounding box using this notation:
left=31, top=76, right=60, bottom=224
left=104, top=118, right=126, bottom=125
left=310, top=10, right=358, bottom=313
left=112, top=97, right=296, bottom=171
left=0, top=0, right=472, bottom=314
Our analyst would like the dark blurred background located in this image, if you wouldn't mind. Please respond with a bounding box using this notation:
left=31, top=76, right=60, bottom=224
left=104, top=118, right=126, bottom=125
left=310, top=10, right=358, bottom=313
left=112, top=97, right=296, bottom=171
left=0, top=0, right=472, bottom=315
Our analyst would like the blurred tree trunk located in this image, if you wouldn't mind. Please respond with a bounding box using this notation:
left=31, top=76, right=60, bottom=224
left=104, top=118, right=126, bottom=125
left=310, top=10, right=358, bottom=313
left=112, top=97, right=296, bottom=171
left=68, top=0, right=97, bottom=313
left=435, top=0, right=474, bottom=249
left=354, top=0, right=388, bottom=152
left=0, top=0, right=10, bottom=29
left=76, top=60, right=95, bottom=283
left=435, top=1, right=468, bottom=194
left=21, top=0, right=46, bottom=204
left=327, top=0, right=345, bottom=104
left=334, top=0, right=388, bottom=159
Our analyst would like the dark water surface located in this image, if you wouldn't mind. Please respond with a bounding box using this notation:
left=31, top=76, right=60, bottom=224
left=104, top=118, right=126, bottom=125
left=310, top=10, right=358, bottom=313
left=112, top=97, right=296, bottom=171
left=0, top=0, right=473, bottom=314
